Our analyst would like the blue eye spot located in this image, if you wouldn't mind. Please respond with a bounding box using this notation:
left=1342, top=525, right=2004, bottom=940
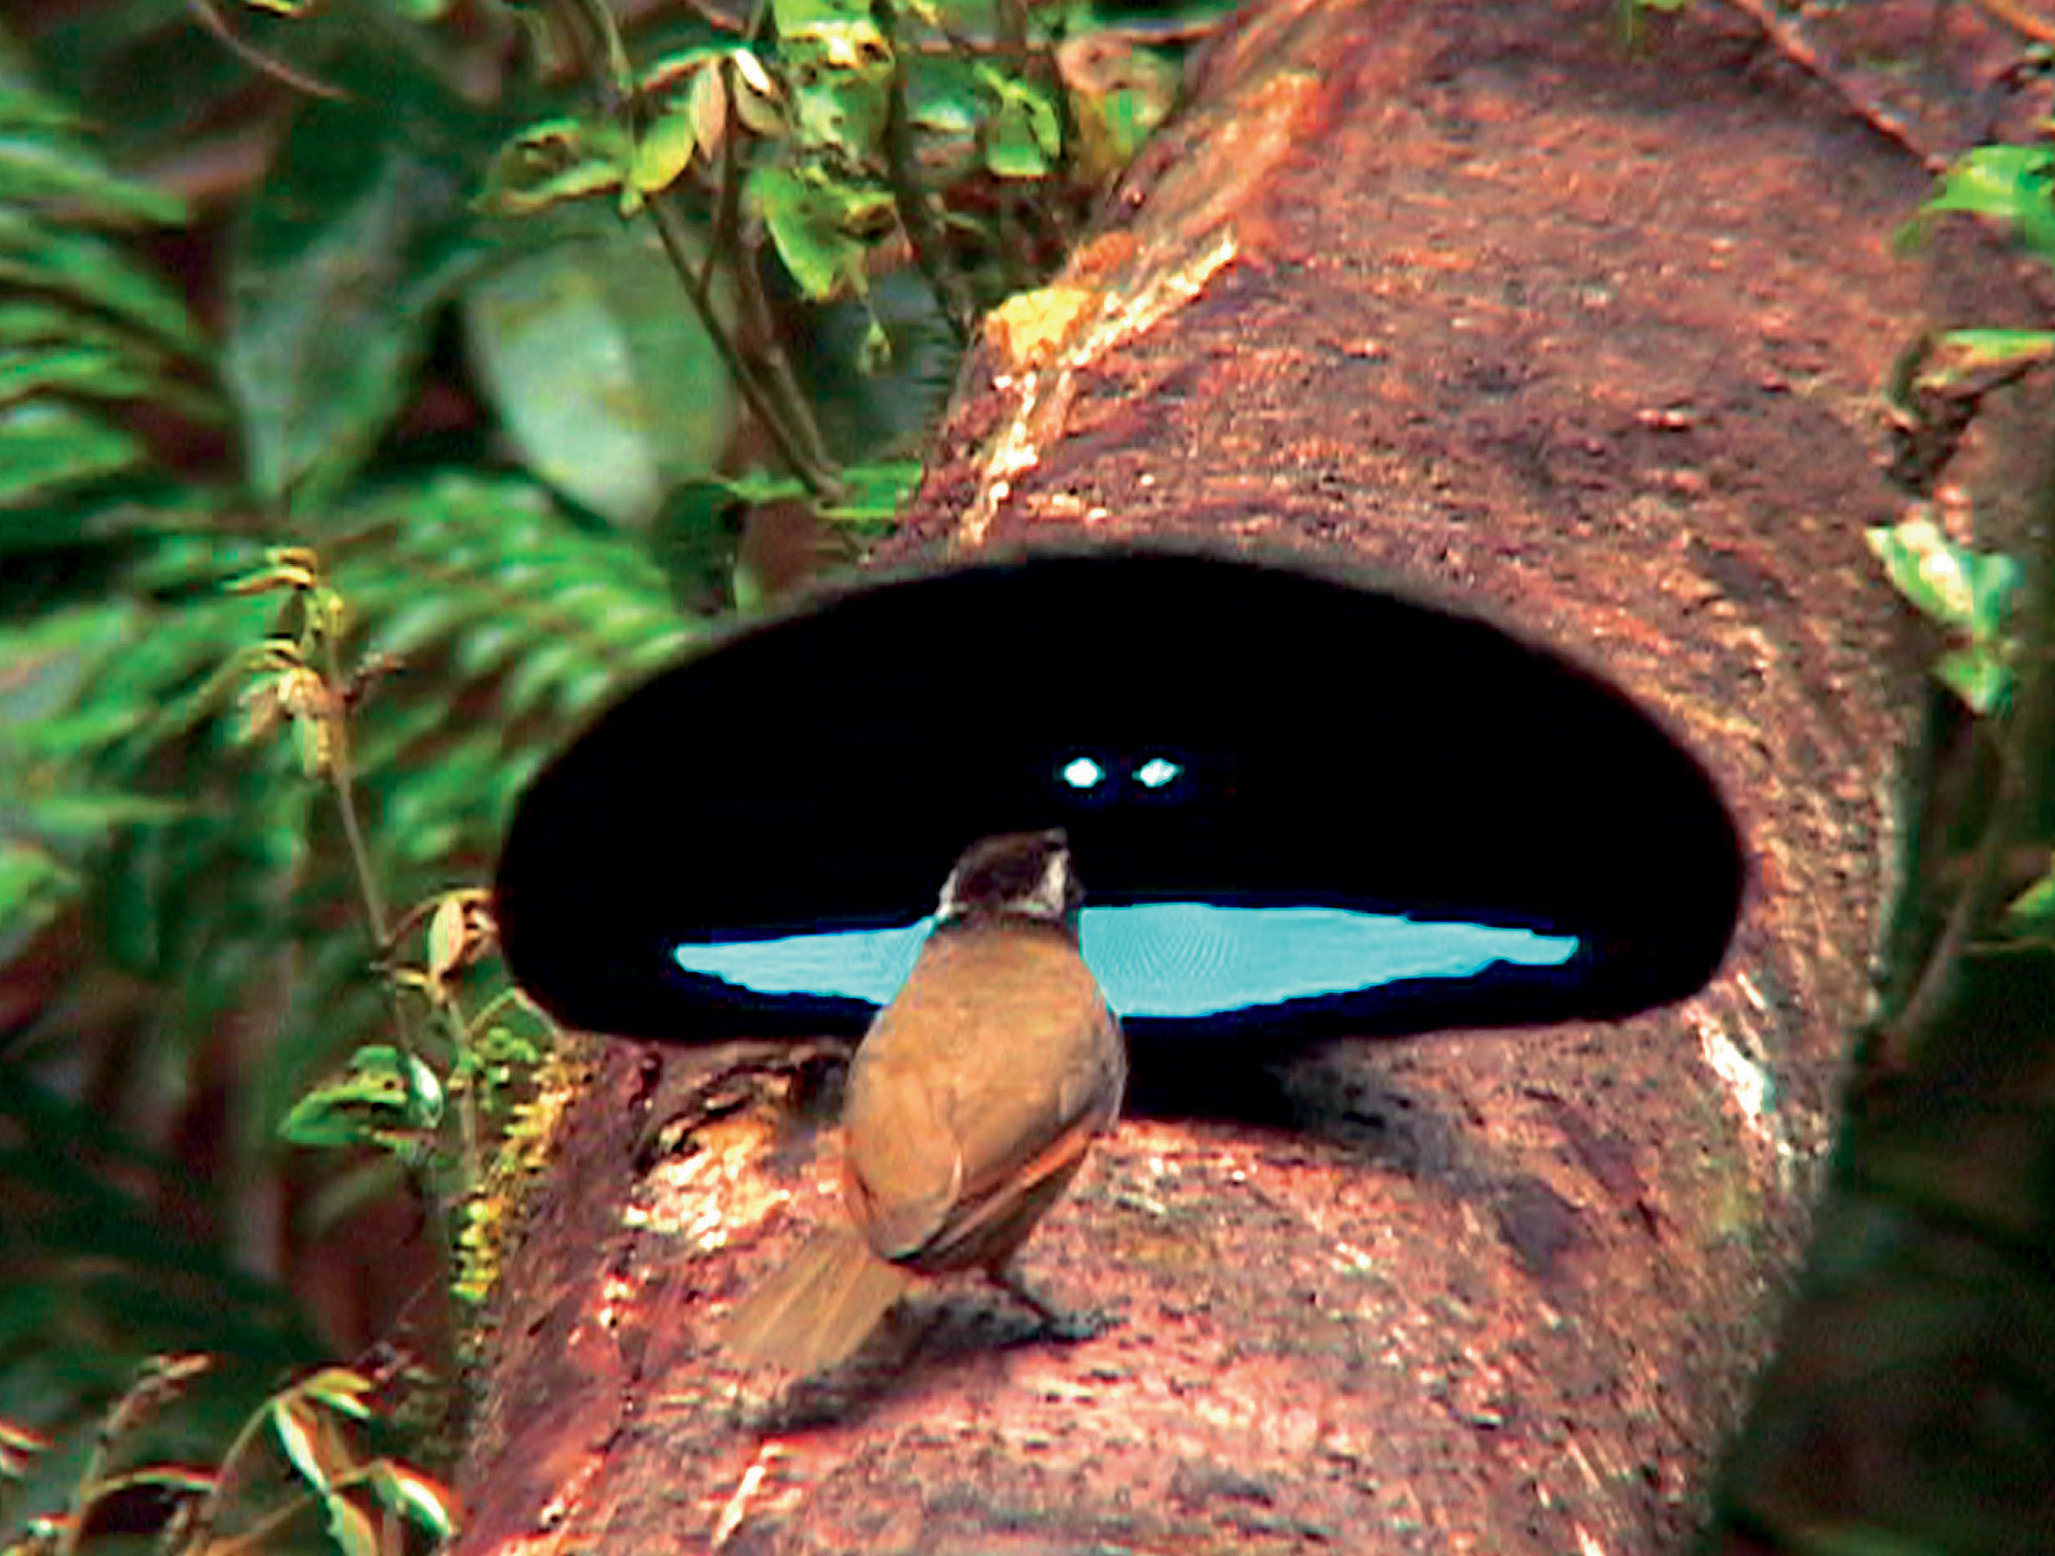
left=1061, top=757, right=1106, bottom=789
left=1135, top=757, right=1183, bottom=789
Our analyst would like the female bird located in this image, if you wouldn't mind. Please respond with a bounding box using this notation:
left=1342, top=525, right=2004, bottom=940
left=724, top=829, right=1126, bottom=1374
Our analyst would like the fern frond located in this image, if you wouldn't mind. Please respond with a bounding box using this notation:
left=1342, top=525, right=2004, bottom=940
left=0, top=77, right=214, bottom=549
left=81, top=474, right=701, bottom=1129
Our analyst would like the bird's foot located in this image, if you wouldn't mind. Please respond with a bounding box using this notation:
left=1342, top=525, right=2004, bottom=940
left=988, top=1267, right=1123, bottom=1345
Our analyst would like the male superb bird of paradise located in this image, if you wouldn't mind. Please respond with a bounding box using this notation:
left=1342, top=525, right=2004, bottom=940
left=724, top=829, right=1127, bottom=1374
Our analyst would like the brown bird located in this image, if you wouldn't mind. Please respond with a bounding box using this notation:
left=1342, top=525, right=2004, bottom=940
left=723, top=829, right=1126, bottom=1375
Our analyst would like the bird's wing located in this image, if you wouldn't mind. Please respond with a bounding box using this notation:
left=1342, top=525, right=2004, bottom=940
left=938, top=932, right=1123, bottom=1188
left=841, top=1034, right=965, bottom=1259
left=843, top=927, right=1122, bottom=1268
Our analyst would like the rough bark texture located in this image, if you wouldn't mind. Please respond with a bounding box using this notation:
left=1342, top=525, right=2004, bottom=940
left=455, top=1, right=2041, bottom=1550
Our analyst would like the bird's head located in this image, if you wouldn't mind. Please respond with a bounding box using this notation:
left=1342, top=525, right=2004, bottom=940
left=935, top=829, right=1083, bottom=934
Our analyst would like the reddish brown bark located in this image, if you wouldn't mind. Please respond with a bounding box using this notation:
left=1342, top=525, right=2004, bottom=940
left=455, top=1, right=2040, bottom=1550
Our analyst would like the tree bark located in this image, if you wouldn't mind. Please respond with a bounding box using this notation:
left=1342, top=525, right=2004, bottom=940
left=455, top=0, right=2041, bottom=1550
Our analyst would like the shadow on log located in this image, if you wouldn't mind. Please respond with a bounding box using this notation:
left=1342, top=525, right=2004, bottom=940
left=455, top=0, right=2046, bottom=1550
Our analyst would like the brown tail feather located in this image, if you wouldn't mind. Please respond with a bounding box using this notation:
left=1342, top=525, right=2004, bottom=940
left=722, top=1226, right=914, bottom=1375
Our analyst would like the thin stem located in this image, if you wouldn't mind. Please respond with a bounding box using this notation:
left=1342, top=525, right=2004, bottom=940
left=647, top=191, right=844, bottom=499
left=185, top=0, right=346, bottom=98
left=1881, top=420, right=2055, bottom=1071
left=59, top=1423, right=116, bottom=1556
left=558, top=0, right=635, bottom=107
left=698, top=66, right=745, bottom=315
left=311, top=626, right=444, bottom=1242
left=464, top=985, right=532, bottom=1034
left=316, top=631, right=414, bottom=1068
left=205, top=1462, right=394, bottom=1556
left=322, top=644, right=389, bottom=947
left=683, top=0, right=749, bottom=33
left=438, top=993, right=481, bottom=1175
left=2014, top=423, right=2055, bottom=841
left=878, top=0, right=975, bottom=344
left=1880, top=724, right=2009, bottom=1065
left=697, top=66, right=842, bottom=486
left=554, top=0, right=843, bottom=501
left=171, top=1391, right=282, bottom=1556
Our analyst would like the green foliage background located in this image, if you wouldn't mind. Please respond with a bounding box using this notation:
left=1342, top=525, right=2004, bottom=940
left=0, top=20, right=694, bottom=1514
left=0, top=0, right=1212, bottom=1530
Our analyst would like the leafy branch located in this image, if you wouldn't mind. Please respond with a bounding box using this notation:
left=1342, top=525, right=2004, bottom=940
left=227, top=546, right=558, bottom=1261
left=469, top=0, right=1191, bottom=507
left=3, top=1356, right=456, bottom=1556
left=1864, top=145, right=2055, bottom=1071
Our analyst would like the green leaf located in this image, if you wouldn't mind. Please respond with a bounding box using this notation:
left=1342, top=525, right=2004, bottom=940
left=461, top=223, right=734, bottom=526
left=1933, top=645, right=2012, bottom=716
left=324, top=1489, right=380, bottom=1556
left=779, top=6, right=895, bottom=162
left=451, top=617, right=520, bottom=676
left=11, top=791, right=191, bottom=840
left=474, top=116, right=631, bottom=217
left=271, top=1397, right=337, bottom=1492
left=0, top=399, right=144, bottom=516
left=277, top=1045, right=442, bottom=1150
left=748, top=163, right=892, bottom=301
left=0, top=298, right=121, bottom=347
left=908, top=73, right=981, bottom=185
left=715, top=468, right=809, bottom=506
left=0, top=340, right=149, bottom=407
left=639, top=46, right=727, bottom=96
left=1864, top=517, right=2020, bottom=640
left=2, top=701, right=150, bottom=759
left=0, top=305, right=223, bottom=424
left=402, top=1048, right=444, bottom=1124
left=1916, top=328, right=2055, bottom=391
left=223, top=52, right=497, bottom=507
left=1058, top=38, right=1179, bottom=183
left=1921, top=144, right=2055, bottom=265
left=983, top=104, right=1050, bottom=177
left=499, top=639, right=584, bottom=715
left=978, top=67, right=1061, bottom=180
left=0, top=837, right=77, bottom=958
left=817, top=456, right=921, bottom=521
left=296, top=1366, right=376, bottom=1419
left=0, top=88, right=188, bottom=225
left=2005, top=866, right=2055, bottom=931
left=728, top=49, right=788, bottom=136
left=368, top=1460, right=458, bottom=1538
left=0, top=77, right=79, bottom=132
left=624, top=103, right=697, bottom=210
left=771, top=0, right=877, bottom=31
left=1865, top=517, right=2022, bottom=714
left=0, top=208, right=204, bottom=356
left=0, top=598, right=140, bottom=724
left=1966, top=555, right=2021, bottom=645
